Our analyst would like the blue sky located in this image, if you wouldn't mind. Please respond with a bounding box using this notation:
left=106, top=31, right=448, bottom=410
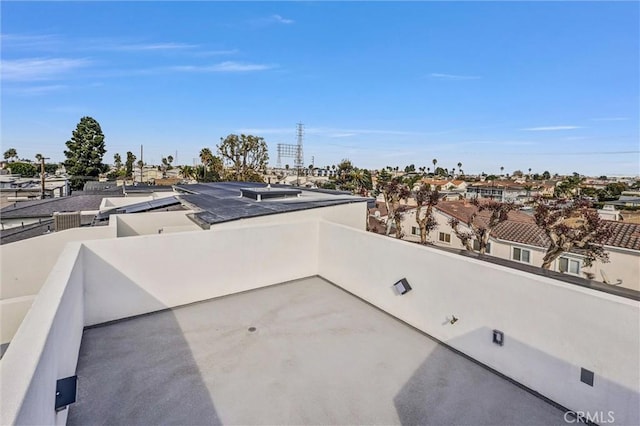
left=2, top=1, right=638, bottom=176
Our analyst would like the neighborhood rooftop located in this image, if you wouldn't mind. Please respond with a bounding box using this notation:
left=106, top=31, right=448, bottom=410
left=175, top=182, right=373, bottom=226
left=0, top=195, right=120, bottom=220
left=434, top=200, right=640, bottom=251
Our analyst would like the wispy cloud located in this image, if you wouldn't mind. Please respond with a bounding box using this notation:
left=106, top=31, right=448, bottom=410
left=194, top=49, right=240, bottom=57
left=591, top=117, right=629, bottom=122
left=521, top=126, right=582, bottom=131
left=0, top=33, right=61, bottom=50
left=171, top=61, right=275, bottom=73
left=272, top=14, right=295, bottom=24
left=328, top=133, right=357, bottom=138
left=441, top=140, right=536, bottom=149
left=4, top=84, right=67, bottom=96
left=245, top=14, right=296, bottom=28
left=1, top=57, right=92, bottom=81
left=108, top=42, right=199, bottom=51
left=563, top=136, right=592, bottom=141
left=429, top=73, right=481, bottom=81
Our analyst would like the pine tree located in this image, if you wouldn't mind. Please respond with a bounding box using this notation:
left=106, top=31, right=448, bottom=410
left=64, top=117, right=107, bottom=188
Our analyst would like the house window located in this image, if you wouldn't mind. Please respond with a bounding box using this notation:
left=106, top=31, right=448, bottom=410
left=438, top=232, right=451, bottom=243
left=512, top=247, right=531, bottom=263
left=473, top=240, right=491, bottom=254
left=558, top=257, right=580, bottom=275
left=411, top=226, right=419, bottom=235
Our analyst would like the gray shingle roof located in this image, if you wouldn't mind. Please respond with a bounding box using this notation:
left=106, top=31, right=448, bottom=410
left=0, top=220, right=54, bottom=245
left=0, top=195, right=120, bottom=219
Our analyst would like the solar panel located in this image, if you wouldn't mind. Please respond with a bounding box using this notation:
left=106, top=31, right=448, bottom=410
left=147, top=197, right=179, bottom=209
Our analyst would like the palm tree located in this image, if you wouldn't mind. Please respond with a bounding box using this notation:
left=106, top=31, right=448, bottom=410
left=500, top=166, right=504, bottom=176
left=3, top=148, right=18, bottom=162
left=113, top=153, right=122, bottom=170
left=432, top=158, right=438, bottom=171
left=180, top=165, right=196, bottom=180
left=349, top=169, right=368, bottom=196
left=200, top=148, right=213, bottom=167
left=199, top=148, right=213, bottom=179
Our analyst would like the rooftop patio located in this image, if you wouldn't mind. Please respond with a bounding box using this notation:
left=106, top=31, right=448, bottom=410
left=2, top=219, right=638, bottom=425
left=69, top=277, right=564, bottom=425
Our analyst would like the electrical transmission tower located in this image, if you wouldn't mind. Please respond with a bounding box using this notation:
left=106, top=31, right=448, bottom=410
left=277, top=123, right=304, bottom=170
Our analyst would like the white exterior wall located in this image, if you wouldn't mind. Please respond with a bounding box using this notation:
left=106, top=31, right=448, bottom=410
left=101, top=196, right=153, bottom=209
left=593, top=248, right=640, bottom=291
left=212, top=202, right=367, bottom=231
left=319, top=221, right=640, bottom=425
left=0, top=226, right=115, bottom=299
left=115, top=211, right=198, bottom=237
left=82, top=220, right=320, bottom=325
left=100, top=192, right=176, bottom=210
left=400, top=209, right=467, bottom=249
left=0, top=226, right=114, bottom=344
left=491, top=239, right=545, bottom=266
left=1, top=243, right=85, bottom=426
left=548, top=248, right=640, bottom=292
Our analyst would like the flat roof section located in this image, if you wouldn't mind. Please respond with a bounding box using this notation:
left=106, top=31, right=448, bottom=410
left=68, top=277, right=565, bottom=425
left=174, top=182, right=371, bottom=225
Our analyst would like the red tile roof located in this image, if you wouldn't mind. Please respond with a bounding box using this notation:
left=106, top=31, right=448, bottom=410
left=603, top=221, right=640, bottom=251
left=435, top=200, right=640, bottom=251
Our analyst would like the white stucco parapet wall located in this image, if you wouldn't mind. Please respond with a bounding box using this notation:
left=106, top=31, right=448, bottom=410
left=318, top=221, right=640, bottom=425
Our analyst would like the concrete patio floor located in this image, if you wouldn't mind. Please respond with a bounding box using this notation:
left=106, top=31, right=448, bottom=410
left=68, top=276, right=566, bottom=425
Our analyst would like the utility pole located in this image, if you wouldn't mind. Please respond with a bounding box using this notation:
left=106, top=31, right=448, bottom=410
left=140, top=144, right=144, bottom=184
left=39, top=155, right=50, bottom=199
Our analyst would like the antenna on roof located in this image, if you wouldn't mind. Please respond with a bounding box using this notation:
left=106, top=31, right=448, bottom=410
left=276, top=123, right=305, bottom=184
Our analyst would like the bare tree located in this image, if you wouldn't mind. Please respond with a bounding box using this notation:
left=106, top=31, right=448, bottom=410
left=534, top=198, right=612, bottom=269
left=218, top=134, right=269, bottom=182
left=449, top=198, right=517, bottom=253
left=377, top=176, right=410, bottom=238
left=414, top=183, right=440, bottom=244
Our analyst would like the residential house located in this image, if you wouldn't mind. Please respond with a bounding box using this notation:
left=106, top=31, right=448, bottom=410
left=399, top=200, right=640, bottom=291
left=465, top=181, right=553, bottom=203
left=606, top=191, right=640, bottom=208
left=415, top=178, right=467, bottom=192
left=0, top=194, right=123, bottom=232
